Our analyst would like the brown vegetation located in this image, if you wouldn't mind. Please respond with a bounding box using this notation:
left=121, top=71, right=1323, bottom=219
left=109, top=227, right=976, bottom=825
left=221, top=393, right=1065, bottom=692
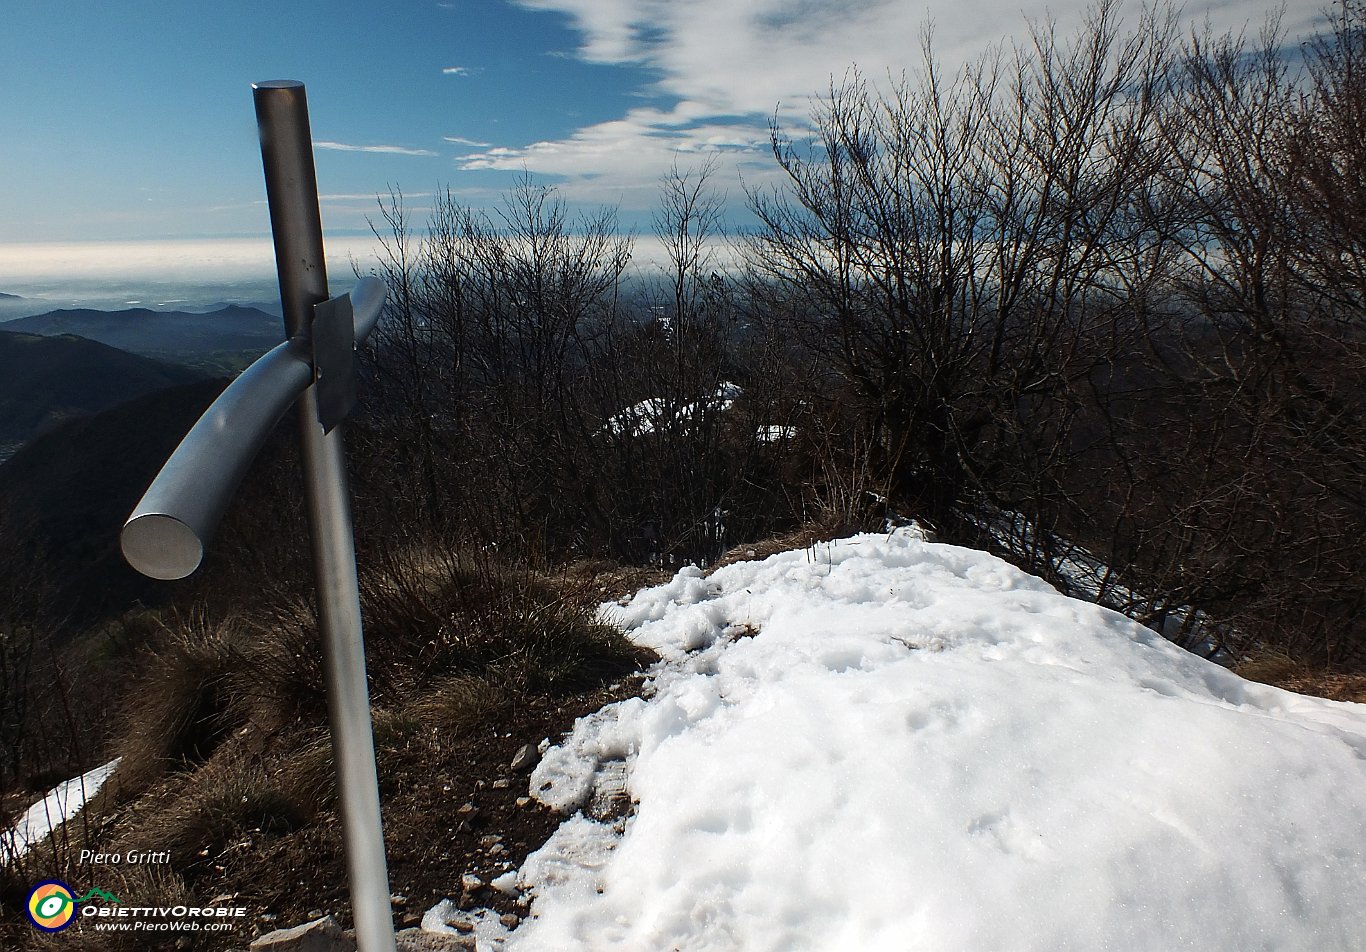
left=0, top=547, right=649, bottom=950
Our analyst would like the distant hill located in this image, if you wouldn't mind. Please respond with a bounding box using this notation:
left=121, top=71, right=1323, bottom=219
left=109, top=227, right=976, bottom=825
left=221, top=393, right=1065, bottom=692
left=3, top=304, right=282, bottom=361
left=200, top=300, right=284, bottom=317
left=0, top=330, right=205, bottom=450
left=0, top=292, right=34, bottom=321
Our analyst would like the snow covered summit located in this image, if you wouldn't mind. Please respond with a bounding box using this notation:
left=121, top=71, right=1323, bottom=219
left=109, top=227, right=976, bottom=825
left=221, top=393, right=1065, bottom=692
left=446, top=529, right=1366, bottom=951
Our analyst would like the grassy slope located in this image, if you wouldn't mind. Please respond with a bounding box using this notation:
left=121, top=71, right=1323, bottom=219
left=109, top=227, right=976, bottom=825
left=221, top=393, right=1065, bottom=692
left=0, top=549, right=658, bottom=951
left=0, top=377, right=229, bottom=625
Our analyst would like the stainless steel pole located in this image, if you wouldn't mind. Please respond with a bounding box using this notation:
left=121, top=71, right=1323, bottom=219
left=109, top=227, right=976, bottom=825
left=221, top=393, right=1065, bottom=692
left=253, top=80, right=397, bottom=952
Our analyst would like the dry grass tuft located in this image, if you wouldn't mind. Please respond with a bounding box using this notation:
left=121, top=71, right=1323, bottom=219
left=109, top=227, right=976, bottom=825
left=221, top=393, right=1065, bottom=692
left=713, top=517, right=878, bottom=569
left=1235, top=648, right=1308, bottom=687
left=405, top=672, right=513, bottom=735
left=110, top=617, right=246, bottom=794
left=156, top=769, right=311, bottom=879
left=356, top=544, right=652, bottom=702
left=1237, top=648, right=1366, bottom=704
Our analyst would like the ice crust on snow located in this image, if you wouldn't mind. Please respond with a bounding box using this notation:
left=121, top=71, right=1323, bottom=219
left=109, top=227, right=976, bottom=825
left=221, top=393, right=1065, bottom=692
left=494, top=530, right=1366, bottom=950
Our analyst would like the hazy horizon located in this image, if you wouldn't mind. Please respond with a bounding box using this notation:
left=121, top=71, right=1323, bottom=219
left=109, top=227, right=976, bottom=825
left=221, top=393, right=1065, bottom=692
left=0, top=230, right=739, bottom=319
left=0, top=235, right=392, bottom=314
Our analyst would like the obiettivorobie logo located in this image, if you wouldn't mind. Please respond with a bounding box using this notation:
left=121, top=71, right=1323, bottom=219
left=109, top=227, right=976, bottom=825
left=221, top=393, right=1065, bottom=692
left=25, top=880, right=84, bottom=932
left=25, top=878, right=248, bottom=934
left=25, top=883, right=121, bottom=932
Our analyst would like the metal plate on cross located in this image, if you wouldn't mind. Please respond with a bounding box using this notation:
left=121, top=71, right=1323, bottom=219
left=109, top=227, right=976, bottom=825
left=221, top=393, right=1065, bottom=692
left=313, top=292, right=357, bottom=433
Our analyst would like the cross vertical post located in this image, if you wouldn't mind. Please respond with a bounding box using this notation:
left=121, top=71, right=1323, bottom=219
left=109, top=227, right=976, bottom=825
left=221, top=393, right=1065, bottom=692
left=252, top=80, right=397, bottom=952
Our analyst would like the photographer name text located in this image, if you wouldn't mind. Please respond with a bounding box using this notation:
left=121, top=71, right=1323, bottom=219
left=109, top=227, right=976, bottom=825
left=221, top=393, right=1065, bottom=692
left=78, top=849, right=171, bottom=865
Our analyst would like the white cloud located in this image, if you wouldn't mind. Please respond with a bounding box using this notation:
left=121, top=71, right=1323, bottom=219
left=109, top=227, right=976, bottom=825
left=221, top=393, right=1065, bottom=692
left=204, top=200, right=268, bottom=213
left=442, top=65, right=476, bottom=76
left=488, top=0, right=1318, bottom=211
left=444, top=135, right=493, bottom=148
left=319, top=192, right=432, bottom=201
left=314, top=140, right=437, bottom=157
left=458, top=104, right=772, bottom=205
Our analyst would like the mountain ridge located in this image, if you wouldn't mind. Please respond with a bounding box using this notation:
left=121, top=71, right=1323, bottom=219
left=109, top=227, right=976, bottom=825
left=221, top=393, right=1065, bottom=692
left=2, top=303, right=282, bottom=357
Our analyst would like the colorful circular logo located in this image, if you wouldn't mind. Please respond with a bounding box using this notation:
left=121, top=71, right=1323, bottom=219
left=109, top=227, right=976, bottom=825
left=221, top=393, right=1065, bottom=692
left=26, top=880, right=77, bottom=932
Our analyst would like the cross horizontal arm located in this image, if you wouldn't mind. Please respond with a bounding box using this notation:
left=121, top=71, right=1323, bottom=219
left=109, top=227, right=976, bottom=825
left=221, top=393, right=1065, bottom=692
left=121, top=276, right=386, bottom=580
left=121, top=338, right=312, bottom=580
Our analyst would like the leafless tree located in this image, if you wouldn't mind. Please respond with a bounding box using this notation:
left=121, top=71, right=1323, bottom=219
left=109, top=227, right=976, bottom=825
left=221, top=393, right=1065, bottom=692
left=1087, top=5, right=1366, bottom=663
left=745, top=1, right=1179, bottom=539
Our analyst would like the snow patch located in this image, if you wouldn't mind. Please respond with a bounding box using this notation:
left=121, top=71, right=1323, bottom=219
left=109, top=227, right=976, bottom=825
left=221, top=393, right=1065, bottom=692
left=603, top=383, right=741, bottom=437
left=454, top=530, right=1366, bottom=950
left=2, top=758, right=121, bottom=861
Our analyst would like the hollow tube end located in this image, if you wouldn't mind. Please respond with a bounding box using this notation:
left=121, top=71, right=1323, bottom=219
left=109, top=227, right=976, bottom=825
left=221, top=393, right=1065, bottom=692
left=253, top=80, right=305, bottom=90
left=121, top=514, right=204, bottom=581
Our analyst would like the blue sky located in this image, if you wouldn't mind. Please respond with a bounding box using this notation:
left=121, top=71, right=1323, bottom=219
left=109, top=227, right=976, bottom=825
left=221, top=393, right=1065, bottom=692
left=2, top=0, right=652, bottom=244
left=1, top=0, right=1316, bottom=283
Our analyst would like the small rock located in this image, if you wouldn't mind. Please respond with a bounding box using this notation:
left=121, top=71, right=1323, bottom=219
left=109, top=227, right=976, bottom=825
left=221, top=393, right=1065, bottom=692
left=390, top=894, right=408, bottom=908
left=515, top=796, right=532, bottom=808
left=500, top=913, right=521, bottom=929
left=452, top=919, right=475, bottom=933
left=510, top=743, right=540, bottom=773
left=587, top=760, right=631, bottom=821
left=491, top=778, right=511, bottom=789
left=479, top=834, right=503, bottom=849
left=249, top=915, right=355, bottom=952
left=457, top=802, right=479, bottom=818
left=461, top=873, right=484, bottom=893
left=394, top=929, right=476, bottom=951
left=306, top=909, right=324, bottom=921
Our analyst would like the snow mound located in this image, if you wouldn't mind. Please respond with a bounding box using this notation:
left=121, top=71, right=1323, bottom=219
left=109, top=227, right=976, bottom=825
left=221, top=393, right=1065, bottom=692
left=498, top=530, right=1366, bottom=951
